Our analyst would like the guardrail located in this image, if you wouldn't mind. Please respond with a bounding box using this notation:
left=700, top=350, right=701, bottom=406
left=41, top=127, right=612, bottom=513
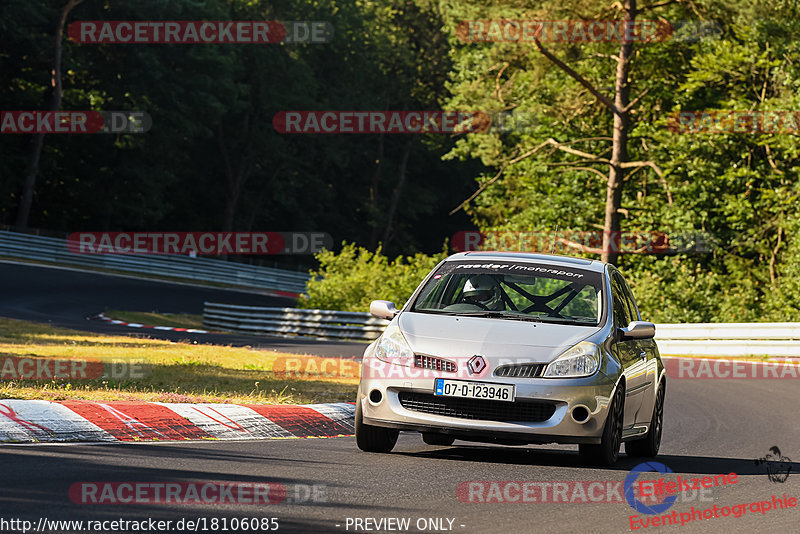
left=654, top=323, right=800, bottom=357
left=0, top=230, right=310, bottom=294
left=203, top=302, right=389, bottom=341
left=202, top=303, right=800, bottom=356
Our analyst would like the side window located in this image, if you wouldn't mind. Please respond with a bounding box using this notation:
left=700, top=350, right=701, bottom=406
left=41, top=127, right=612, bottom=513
left=558, top=285, right=600, bottom=321
left=619, top=276, right=641, bottom=322
left=610, top=274, right=632, bottom=328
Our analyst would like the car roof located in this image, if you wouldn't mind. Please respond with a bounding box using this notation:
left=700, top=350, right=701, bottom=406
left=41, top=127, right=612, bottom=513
left=444, top=251, right=607, bottom=274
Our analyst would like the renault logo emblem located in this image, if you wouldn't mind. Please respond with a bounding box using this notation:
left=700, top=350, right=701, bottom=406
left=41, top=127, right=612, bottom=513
left=467, top=355, right=487, bottom=374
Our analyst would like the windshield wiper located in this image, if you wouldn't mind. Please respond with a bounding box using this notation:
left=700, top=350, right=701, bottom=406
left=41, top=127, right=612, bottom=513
left=413, top=309, right=597, bottom=325
left=455, top=312, right=543, bottom=322
left=535, top=316, right=598, bottom=326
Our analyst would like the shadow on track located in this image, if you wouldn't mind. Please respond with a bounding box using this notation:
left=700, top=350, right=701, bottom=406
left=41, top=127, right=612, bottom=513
left=395, top=444, right=798, bottom=477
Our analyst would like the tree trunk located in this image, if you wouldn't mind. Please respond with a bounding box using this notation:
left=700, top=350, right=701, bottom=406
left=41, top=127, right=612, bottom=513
left=381, top=139, right=413, bottom=248
left=14, top=0, right=84, bottom=231
left=368, top=136, right=384, bottom=249
left=602, top=0, right=636, bottom=265
left=217, top=123, right=252, bottom=234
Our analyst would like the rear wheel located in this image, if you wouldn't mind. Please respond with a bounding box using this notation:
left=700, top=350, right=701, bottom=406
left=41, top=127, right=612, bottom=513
left=422, top=432, right=455, bottom=446
left=579, top=384, right=624, bottom=466
left=625, top=381, right=665, bottom=458
left=355, top=398, right=398, bottom=453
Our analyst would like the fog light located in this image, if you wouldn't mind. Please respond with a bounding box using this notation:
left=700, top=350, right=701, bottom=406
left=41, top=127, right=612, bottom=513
left=369, top=389, right=383, bottom=404
left=571, top=405, right=590, bottom=424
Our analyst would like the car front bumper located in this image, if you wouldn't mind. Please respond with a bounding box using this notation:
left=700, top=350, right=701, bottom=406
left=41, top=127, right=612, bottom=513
left=359, top=358, right=618, bottom=445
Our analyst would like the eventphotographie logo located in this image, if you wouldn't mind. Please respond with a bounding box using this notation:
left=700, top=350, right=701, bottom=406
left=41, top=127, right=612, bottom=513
left=625, top=462, right=738, bottom=517
left=625, top=462, right=678, bottom=515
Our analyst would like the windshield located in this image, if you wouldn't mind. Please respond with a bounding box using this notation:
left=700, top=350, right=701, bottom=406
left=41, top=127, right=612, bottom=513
left=410, top=260, right=603, bottom=325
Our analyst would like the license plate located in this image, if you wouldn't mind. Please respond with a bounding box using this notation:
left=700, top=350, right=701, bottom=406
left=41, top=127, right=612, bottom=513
left=434, top=379, right=515, bottom=402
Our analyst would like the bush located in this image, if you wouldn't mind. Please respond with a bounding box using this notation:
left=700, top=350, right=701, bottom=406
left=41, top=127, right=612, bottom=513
left=298, top=243, right=449, bottom=312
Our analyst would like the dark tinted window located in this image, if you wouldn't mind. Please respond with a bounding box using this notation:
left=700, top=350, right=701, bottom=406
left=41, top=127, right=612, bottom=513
left=619, top=275, right=641, bottom=322
left=611, top=273, right=634, bottom=328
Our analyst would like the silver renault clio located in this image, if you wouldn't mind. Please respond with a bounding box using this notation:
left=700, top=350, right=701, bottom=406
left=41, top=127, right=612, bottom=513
left=355, top=251, right=665, bottom=466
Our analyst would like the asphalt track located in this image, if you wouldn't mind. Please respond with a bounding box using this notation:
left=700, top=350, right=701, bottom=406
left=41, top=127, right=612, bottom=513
left=2, top=378, right=798, bottom=533
left=1, top=261, right=799, bottom=533
left=0, top=260, right=366, bottom=358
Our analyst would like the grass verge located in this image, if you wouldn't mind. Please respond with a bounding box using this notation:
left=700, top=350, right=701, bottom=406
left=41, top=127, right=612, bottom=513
left=0, top=317, right=358, bottom=404
left=105, top=310, right=204, bottom=329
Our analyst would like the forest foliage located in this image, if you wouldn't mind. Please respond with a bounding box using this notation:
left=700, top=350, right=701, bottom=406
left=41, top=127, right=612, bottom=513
left=3, top=0, right=799, bottom=322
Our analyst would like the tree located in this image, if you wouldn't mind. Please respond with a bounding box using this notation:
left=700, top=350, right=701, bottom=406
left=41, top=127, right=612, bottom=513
left=440, top=0, right=800, bottom=321
left=14, top=0, right=84, bottom=231
left=448, top=0, right=668, bottom=264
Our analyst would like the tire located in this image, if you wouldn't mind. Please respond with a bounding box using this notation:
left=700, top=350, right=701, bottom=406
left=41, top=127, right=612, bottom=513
left=422, top=432, right=455, bottom=446
left=579, top=383, right=624, bottom=466
left=355, top=399, right=398, bottom=453
left=625, top=381, right=665, bottom=458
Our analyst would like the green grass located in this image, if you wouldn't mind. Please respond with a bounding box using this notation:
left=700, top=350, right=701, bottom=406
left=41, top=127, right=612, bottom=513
left=0, top=317, right=358, bottom=404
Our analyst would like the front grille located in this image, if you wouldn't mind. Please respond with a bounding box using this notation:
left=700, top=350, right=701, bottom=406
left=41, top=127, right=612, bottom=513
left=414, top=354, right=457, bottom=373
left=494, top=363, right=546, bottom=378
left=398, top=391, right=556, bottom=423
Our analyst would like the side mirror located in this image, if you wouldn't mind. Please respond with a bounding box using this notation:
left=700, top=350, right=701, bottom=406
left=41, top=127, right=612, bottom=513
left=370, top=300, right=398, bottom=320
left=619, top=321, right=655, bottom=340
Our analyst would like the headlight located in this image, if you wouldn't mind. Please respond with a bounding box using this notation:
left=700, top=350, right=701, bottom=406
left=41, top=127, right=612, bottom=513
left=374, top=323, right=413, bottom=366
left=543, top=341, right=600, bottom=378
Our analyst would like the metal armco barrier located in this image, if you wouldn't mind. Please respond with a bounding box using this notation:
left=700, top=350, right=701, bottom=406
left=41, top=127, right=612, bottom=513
left=655, top=323, right=800, bottom=357
left=0, top=230, right=310, bottom=294
left=203, top=302, right=390, bottom=341
left=203, top=302, right=800, bottom=355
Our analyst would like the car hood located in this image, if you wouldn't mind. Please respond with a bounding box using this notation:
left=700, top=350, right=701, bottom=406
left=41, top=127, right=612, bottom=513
left=398, top=312, right=599, bottom=364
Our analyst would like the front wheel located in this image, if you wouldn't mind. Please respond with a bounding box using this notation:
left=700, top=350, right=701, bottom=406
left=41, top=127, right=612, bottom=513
left=579, top=384, right=624, bottom=466
left=625, top=381, right=665, bottom=458
left=355, top=399, right=398, bottom=453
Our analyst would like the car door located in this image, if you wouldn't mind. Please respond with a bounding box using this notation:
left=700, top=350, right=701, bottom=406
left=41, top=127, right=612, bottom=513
left=619, top=275, right=658, bottom=425
left=611, top=272, right=645, bottom=428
